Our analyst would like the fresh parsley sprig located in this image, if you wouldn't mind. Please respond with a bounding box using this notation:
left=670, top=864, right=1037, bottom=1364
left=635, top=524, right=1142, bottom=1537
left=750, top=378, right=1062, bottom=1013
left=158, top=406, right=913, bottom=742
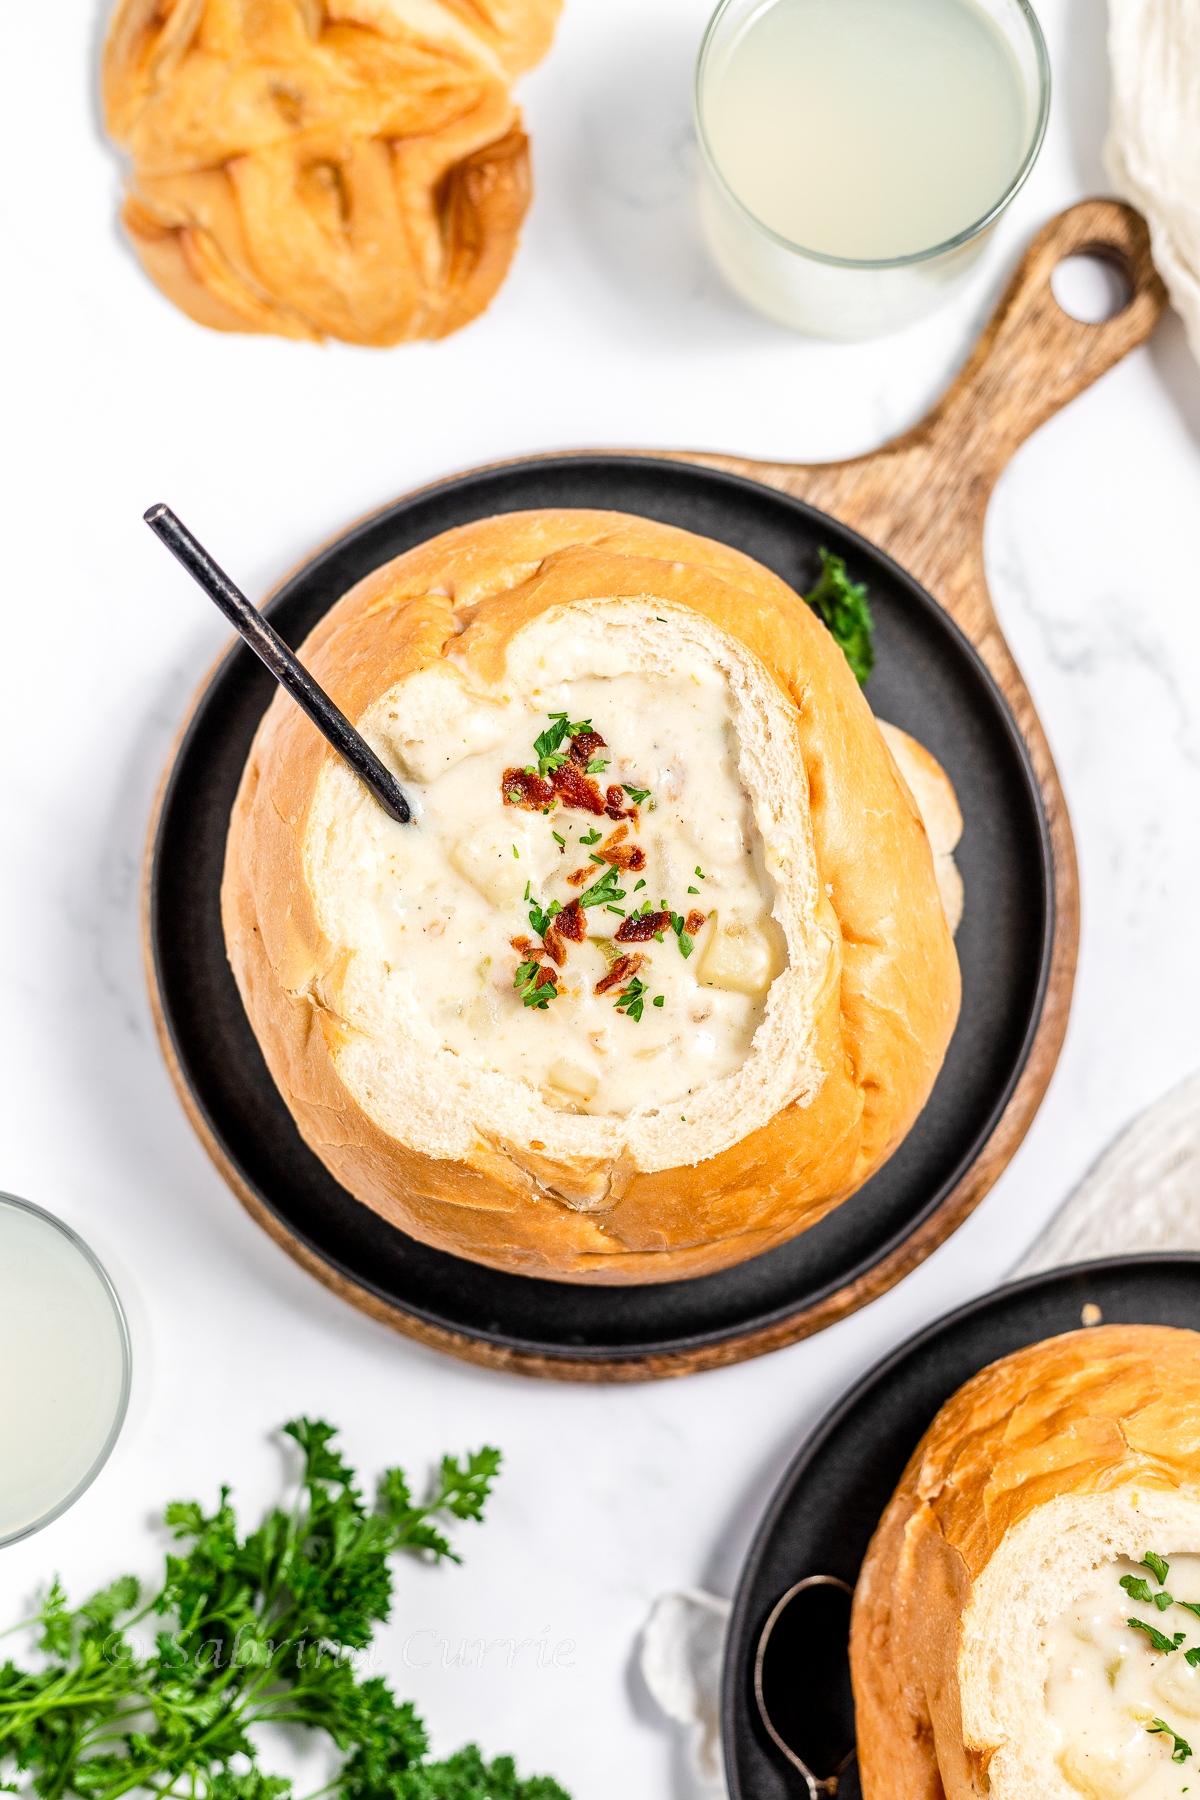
left=804, top=547, right=875, bottom=687
left=0, top=1422, right=568, bottom=1800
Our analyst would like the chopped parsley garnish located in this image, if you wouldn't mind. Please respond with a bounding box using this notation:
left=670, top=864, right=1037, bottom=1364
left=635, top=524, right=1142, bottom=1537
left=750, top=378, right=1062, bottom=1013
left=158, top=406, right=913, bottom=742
left=803, top=546, right=875, bottom=687
left=586, top=756, right=610, bottom=775
left=1149, top=1720, right=1194, bottom=1763
left=532, top=712, right=592, bottom=775
left=633, top=879, right=646, bottom=891
left=512, top=845, right=519, bottom=858
left=514, top=960, right=557, bottom=1009
left=606, top=906, right=625, bottom=916
left=694, top=866, right=704, bottom=878
left=577, top=865, right=626, bottom=911
left=653, top=995, right=664, bottom=1008
left=622, top=784, right=651, bottom=805
left=669, top=911, right=695, bottom=958
left=614, top=976, right=648, bottom=1022
left=1186, top=1646, right=1200, bottom=1668
left=580, top=828, right=602, bottom=846
left=523, top=880, right=530, bottom=902
left=1145, top=1554, right=1172, bottom=1586
left=552, top=831, right=565, bottom=847
left=527, top=896, right=562, bottom=938
left=1122, top=1572, right=1176, bottom=1609
left=688, top=886, right=699, bottom=895
left=1128, top=1618, right=1186, bottom=1655
left=1179, top=1603, right=1200, bottom=1623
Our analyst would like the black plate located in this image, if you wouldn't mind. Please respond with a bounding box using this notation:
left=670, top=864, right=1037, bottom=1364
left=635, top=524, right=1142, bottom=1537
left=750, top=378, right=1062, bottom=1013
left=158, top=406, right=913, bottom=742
left=148, top=454, right=1053, bottom=1369
left=724, top=1254, right=1200, bottom=1798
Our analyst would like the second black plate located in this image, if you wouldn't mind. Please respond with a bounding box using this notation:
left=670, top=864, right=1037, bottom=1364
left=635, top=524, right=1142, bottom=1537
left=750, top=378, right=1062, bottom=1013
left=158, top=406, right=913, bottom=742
left=148, top=454, right=1052, bottom=1373
left=724, top=1255, right=1200, bottom=1799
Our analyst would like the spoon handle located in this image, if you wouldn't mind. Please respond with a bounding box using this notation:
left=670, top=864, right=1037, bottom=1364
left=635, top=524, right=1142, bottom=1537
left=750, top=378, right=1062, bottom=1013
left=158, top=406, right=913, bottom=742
left=145, top=505, right=411, bottom=825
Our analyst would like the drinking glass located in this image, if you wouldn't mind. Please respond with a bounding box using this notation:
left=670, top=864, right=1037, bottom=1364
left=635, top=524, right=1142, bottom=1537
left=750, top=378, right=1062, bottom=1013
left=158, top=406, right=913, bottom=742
left=695, top=0, right=1051, bottom=338
left=0, top=1194, right=131, bottom=1547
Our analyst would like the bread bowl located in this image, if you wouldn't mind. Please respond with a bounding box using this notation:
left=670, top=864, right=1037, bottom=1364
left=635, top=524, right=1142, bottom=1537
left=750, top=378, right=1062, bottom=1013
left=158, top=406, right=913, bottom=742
left=221, top=508, right=961, bottom=1282
left=851, top=1322, right=1200, bottom=1800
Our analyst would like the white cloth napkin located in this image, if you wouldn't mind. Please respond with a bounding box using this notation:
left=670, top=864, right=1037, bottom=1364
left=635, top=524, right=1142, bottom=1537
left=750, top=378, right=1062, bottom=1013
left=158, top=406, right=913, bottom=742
left=1106, top=0, right=1200, bottom=362
left=640, top=1068, right=1200, bottom=1792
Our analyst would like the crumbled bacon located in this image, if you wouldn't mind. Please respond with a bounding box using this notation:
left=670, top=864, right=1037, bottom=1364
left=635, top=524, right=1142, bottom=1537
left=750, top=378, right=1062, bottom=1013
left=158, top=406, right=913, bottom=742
left=511, top=935, right=545, bottom=961
left=605, top=784, right=638, bottom=824
left=569, top=730, right=607, bottom=768
left=533, top=965, right=558, bottom=996
left=567, top=828, right=646, bottom=884
left=551, top=761, right=606, bottom=814
left=502, top=768, right=555, bottom=809
left=598, top=826, right=645, bottom=871
left=685, top=909, right=708, bottom=937
left=544, top=898, right=586, bottom=965
left=595, top=952, right=646, bottom=996
left=615, top=910, right=673, bottom=943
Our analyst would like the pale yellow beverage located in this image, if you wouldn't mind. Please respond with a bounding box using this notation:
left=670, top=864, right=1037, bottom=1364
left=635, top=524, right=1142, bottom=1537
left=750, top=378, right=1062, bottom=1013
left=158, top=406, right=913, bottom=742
left=0, top=1196, right=130, bottom=1545
left=701, top=0, right=1036, bottom=262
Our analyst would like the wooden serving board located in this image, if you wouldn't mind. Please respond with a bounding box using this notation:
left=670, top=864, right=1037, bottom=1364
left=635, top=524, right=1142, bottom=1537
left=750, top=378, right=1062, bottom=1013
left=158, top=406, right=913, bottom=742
left=656, top=197, right=1168, bottom=1317
left=146, top=200, right=1167, bottom=1381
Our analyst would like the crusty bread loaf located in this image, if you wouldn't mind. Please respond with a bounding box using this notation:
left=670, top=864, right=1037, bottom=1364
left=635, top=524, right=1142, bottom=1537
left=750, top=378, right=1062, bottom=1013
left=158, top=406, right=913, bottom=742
left=851, top=1323, right=1200, bottom=1800
left=221, top=509, right=961, bottom=1283
left=102, top=0, right=561, bottom=344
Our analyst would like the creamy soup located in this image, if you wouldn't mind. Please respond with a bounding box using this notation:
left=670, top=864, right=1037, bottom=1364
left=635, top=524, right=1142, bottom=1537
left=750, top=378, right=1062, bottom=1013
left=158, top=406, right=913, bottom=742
left=306, top=657, right=786, bottom=1118
left=1046, top=1555, right=1200, bottom=1799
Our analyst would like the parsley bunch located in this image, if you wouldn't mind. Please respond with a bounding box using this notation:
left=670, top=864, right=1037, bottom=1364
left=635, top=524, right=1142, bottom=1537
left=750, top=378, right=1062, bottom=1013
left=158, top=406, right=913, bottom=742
left=803, top=548, right=875, bottom=686
left=0, top=1421, right=568, bottom=1800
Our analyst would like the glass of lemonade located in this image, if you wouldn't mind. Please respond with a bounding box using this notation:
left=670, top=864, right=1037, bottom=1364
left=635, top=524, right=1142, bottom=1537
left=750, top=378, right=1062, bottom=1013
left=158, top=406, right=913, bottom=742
left=0, top=1194, right=131, bottom=1547
left=695, top=0, right=1050, bottom=338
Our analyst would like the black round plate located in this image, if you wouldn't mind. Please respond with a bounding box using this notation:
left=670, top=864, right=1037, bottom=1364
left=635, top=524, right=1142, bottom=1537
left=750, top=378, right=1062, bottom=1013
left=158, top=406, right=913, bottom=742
left=148, top=454, right=1053, bottom=1370
left=724, top=1255, right=1200, bottom=1799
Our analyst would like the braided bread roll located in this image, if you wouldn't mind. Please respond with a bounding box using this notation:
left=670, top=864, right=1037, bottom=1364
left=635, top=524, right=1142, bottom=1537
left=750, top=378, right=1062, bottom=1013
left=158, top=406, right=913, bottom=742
left=102, top=0, right=561, bottom=344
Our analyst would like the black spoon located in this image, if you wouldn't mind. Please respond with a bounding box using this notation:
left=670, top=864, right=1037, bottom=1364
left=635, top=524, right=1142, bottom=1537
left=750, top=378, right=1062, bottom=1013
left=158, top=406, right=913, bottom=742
left=754, top=1576, right=859, bottom=1797
left=144, top=505, right=411, bottom=825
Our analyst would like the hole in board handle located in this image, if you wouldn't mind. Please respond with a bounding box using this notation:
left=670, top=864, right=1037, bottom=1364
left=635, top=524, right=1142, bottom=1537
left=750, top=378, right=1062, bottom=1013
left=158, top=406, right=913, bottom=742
left=1052, top=252, right=1133, bottom=324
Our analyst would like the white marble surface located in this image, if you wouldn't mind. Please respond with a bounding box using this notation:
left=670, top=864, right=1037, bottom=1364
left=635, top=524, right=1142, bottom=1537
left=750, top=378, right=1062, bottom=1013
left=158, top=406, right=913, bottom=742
left=3, top=1, right=1200, bottom=1796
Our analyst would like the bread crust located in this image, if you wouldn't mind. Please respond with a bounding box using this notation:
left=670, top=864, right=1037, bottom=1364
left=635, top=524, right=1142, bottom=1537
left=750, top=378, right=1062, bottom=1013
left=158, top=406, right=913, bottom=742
left=851, top=1323, right=1200, bottom=1800
left=221, top=509, right=961, bottom=1282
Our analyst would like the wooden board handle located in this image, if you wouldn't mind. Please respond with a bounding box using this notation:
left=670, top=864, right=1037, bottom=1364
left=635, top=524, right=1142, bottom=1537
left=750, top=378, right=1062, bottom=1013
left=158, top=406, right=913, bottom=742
left=737, top=199, right=1168, bottom=635
left=913, top=198, right=1169, bottom=483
